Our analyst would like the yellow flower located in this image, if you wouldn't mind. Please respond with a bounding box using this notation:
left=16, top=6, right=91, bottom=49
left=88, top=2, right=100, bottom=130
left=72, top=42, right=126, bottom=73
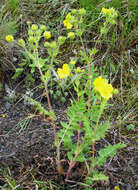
left=98, top=83, right=113, bottom=100
left=44, top=31, right=51, bottom=39
left=57, top=64, right=70, bottom=79
left=70, top=60, right=76, bottom=65
left=67, top=32, right=75, bottom=39
left=63, top=12, right=73, bottom=29
left=2, top=114, right=6, bottom=118
left=93, top=76, right=114, bottom=100
left=93, top=76, right=107, bottom=91
left=66, top=13, right=71, bottom=20
left=102, top=7, right=117, bottom=16
left=102, top=7, right=110, bottom=14
left=5, top=35, right=14, bottom=42
left=63, top=19, right=68, bottom=26
left=63, top=20, right=73, bottom=29
left=114, top=186, right=120, bottom=190
left=67, top=22, right=73, bottom=29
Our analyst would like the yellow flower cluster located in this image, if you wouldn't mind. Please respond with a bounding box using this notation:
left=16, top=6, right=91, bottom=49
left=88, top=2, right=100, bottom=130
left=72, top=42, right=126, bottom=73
left=57, top=64, right=70, bottom=79
left=5, top=35, right=14, bottom=42
left=63, top=13, right=73, bottom=29
left=93, top=76, right=114, bottom=100
left=102, top=7, right=117, bottom=16
left=43, top=31, right=51, bottom=39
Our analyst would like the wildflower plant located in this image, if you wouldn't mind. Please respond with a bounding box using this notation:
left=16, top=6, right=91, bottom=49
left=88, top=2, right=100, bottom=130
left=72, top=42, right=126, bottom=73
left=55, top=8, right=125, bottom=184
left=6, top=7, right=125, bottom=186
left=101, top=7, right=118, bottom=34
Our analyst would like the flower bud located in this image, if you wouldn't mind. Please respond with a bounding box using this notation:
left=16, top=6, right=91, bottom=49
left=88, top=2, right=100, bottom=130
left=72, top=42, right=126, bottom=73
left=113, top=89, right=119, bottom=95
left=27, top=21, right=31, bottom=26
left=44, top=31, right=51, bottom=39
left=28, top=29, right=34, bottom=36
left=70, top=60, right=76, bottom=65
left=40, top=25, right=46, bottom=31
left=71, top=9, right=77, bottom=14
left=18, top=39, right=25, bottom=47
left=67, top=32, right=75, bottom=39
left=28, top=36, right=35, bottom=43
left=31, top=24, right=38, bottom=31
left=89, top=75, right=92, bottom=79
left=58, top=36, right=66, bottom=45
left=50, top=41, right=57, bottom=49
left=78, top=8, right=86, bottom=15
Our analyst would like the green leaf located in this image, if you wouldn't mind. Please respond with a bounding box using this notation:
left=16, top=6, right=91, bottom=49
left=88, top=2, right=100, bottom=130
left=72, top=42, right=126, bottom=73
left=126, top=124, right=135, bottom=131
left=76, top=154, right=85, bottom=162
left=63, top=134, right=73, bottom=148
left=93, top=143, right=126, bottom=167
left=12, top=68, right=24, bottom=79
left=92, top=173, right=109, bottom=181
left=67, top=152, right=73, bottom=161
left=28, top=98, right=55, bottom=118
left=85, top=177, right=93, bottom=185
left=19, top=62, right=27, bottom=66
left=89, top=47, right=98, bottom=56
left=94, top=121, right=110, bottom=141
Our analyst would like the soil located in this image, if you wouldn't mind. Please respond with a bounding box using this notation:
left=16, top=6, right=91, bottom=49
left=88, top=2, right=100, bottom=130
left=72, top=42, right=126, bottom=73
left=0, top=1, right=137, bottom=188
left=0, top=81, right=137, bottom=189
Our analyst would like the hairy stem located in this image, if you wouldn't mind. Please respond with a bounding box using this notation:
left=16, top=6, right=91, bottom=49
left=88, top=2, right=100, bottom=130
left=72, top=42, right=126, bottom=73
left=65, top=130, right=80, bottom=181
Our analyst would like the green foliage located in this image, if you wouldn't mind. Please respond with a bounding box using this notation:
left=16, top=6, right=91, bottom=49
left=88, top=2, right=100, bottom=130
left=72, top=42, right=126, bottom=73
left=33, top=180, right=49, bottom=190
left=12, top=68, right=24, bottom=79
left=79, top=0, right=103, bottom=11
left=4, top=0, right=19, bottom=13
left=29, top=97, right=55, bottom=118
left=79, top=0, right=92, bottom=10
left=126, top=124, right=135, bottom=131
left=92, top=173, right=109, bottom=181
left=1, top=169, right=21, bottom=190
left=93, top=143, right=126, bottom=167
left=0, top=21, right=17, bottom=40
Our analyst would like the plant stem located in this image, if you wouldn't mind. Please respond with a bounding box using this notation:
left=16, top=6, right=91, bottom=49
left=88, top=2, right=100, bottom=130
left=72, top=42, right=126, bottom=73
left=65, top=153, right=78, bottom=182
left=36, top=50, right=57, bottom=139
left=88, top=100, right=106, bottom=175
left=65, top=130, right=80, bottom=181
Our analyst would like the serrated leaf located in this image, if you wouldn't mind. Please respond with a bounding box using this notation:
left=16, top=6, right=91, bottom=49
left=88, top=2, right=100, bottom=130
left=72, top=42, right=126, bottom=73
left=76, top=154, right=85, bottom=162
left=28, top=98, right=55, bottom=117
left=94, top=121, right=110, bottom=141
left=92, top=173, right=109, bottom=181
left=93, top=143, right=126, bottom=167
